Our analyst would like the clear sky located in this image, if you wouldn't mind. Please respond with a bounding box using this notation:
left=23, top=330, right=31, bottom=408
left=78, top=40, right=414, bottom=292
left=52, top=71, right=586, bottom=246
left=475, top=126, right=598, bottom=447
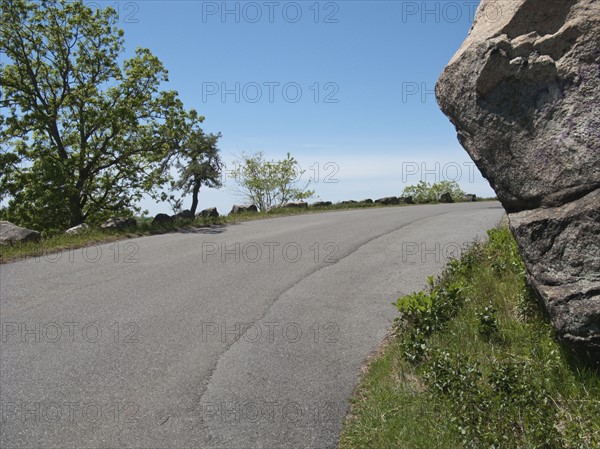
left=111, top=0, right=493, bottom=215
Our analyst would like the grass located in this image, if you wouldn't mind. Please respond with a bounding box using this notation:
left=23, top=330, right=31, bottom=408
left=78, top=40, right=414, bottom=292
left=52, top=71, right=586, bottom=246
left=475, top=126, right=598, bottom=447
left=1, top=198, right=496, bottom=264
left=338, top=227, right=600, bottom=449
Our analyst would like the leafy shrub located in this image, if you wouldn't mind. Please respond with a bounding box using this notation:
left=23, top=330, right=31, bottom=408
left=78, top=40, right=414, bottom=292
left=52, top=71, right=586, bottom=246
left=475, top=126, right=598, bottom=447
left=401, top=180, right=466, bottom=203
left=476, top=302, right=500, bottom=341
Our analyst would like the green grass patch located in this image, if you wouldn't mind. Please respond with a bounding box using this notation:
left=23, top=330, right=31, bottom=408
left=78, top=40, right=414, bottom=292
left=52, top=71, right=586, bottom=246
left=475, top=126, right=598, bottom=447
left=338, top=227, right=600, bottom=449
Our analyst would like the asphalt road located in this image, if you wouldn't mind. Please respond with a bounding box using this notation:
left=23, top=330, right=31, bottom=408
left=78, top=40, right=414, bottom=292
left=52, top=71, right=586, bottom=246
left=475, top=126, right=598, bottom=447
left=0, top=202, right=504, bottom=449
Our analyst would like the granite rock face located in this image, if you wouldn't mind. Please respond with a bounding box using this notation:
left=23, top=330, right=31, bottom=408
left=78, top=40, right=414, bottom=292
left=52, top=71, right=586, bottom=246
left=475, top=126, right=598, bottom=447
left=436, top=0, right=600, bottom=364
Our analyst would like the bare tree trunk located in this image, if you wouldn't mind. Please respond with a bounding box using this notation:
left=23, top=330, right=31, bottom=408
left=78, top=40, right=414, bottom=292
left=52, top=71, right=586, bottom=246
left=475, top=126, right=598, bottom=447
left=190, top=182, right=201, bottom=215
left=69, top=194, right=84, bottom=227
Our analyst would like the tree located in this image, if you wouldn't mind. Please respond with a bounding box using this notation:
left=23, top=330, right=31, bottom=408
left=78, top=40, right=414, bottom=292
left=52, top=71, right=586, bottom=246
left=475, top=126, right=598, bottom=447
left=171, top=130, right=223, bottom=215
left=0, top=0, right=201, bottom=230
left=232, top=152, right=314, bottom=211
left=402, top=180, right=431, bottom=203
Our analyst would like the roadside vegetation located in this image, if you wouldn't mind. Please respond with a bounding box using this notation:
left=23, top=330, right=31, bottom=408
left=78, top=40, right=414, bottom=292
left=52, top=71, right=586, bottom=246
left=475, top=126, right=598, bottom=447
left=338, top=227, right=600, bottom=449
left=231, top=152, right=315, bottom=211
left=402, top=180, right=466, bottom=203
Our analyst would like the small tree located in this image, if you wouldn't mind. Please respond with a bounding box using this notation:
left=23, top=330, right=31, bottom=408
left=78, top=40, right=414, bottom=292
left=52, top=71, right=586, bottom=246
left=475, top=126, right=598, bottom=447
left=429, top=180, right=465, bottom=202
left=402, top=180, right=432, bottom=203
left=232, top=152, right=314, bottom=211
left=171, top=130, right=223, bottom=215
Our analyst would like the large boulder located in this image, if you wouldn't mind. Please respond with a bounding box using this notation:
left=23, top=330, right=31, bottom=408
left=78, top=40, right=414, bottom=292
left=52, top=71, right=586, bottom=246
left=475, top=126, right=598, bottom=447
left=152, top=213, right=174, bottom=225
left=0, top=221, right=41, bottom=245
left=229, top=204, right=258, bottom=215
left=197, top=207, right=219, bottom=219
left=436, top=0, right=600, bottom=364
left=101, top=217, right=137, bottom=230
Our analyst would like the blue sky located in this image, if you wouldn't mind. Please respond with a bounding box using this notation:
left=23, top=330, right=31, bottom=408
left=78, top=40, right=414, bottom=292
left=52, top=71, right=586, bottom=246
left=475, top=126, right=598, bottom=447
left=112, top=0, right=493, bottom=215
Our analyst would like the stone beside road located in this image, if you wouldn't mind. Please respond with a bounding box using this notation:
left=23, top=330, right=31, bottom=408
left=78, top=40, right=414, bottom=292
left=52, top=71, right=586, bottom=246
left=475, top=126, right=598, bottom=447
left=0, top=221, right=41, bottom=245
left=229, top=204, right=259, bottom=215
left=436, top=0, right=600, bottom=364
left=198, top=207, right=220, bottom=218
left=101, top=217, right=137, bottom=230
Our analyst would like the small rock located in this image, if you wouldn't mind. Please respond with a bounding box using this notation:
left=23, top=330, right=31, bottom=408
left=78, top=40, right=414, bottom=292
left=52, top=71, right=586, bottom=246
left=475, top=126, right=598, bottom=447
left=66, top=223, right=89, bottom=235
left=101, top=217, right=137, bottom=230
left=439, top=192, right=454, bottom=203
left=283, top=201, right=309, bottom=209
left=197, top=207, right=219, bottom=219
left=375, top=196, right=400, bottom=205
left=0, top=221, right=41, bottom=245
left=152, top=213, right=174, bottom=225
left=229, top=205, right=258, bottom=215
left=172, top=210, right=195, bottom=220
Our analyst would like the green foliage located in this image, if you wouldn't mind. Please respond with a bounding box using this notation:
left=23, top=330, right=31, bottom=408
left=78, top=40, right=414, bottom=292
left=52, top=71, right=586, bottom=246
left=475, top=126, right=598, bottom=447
left=339, top=227, right=600, bottom=449
left=476, top=302, right=500, bottom=341
left=402, top=180, right=466, bottom=203
left=232, top=152, right=314, bottom=211
left=394, top=270, right=466, bottom=363
left=0, top=0, right=204, bottom=230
